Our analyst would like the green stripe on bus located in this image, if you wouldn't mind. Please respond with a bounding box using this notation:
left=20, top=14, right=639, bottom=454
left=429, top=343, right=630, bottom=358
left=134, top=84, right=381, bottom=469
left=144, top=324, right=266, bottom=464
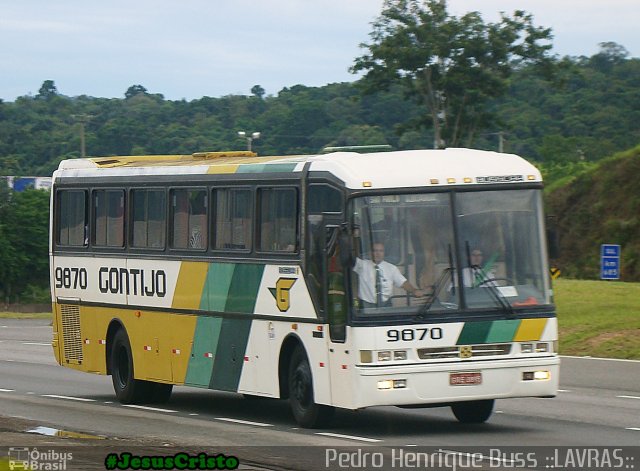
left=456, top=321, right=493, bottom=345
left=485, top=319, right=521, bottom=343
left=209, top=317, right=252, bottom=391
left=236, top=163, right=297, bottom=173
left=184, top=316, right=223, bottom=387
left=225, top=264, right=264, bottom=313
left=201, top=263, right=236, bottom=311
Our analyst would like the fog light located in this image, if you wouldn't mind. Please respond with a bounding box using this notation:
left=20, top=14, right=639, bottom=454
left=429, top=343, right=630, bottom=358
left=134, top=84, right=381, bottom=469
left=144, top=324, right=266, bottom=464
left=378, top=351, right=391, bottom=362
left=521, top=343, right=533, bottom=354
left=394, top=350, right=407, bottom=361
left=377, top=380, right=394, bottom=390
left=534, top=370, right=551, bottom=381
left=523, top=370, right=551, bottom=381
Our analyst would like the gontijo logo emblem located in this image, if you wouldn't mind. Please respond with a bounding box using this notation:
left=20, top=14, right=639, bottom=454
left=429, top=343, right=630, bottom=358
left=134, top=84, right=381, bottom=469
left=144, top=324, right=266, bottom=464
left=269, top=278, right=297, bottom=312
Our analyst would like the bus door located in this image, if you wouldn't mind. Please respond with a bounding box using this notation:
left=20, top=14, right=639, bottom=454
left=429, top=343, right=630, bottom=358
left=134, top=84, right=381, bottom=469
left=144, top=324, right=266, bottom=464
left=322, top=215, right=352, bottom=408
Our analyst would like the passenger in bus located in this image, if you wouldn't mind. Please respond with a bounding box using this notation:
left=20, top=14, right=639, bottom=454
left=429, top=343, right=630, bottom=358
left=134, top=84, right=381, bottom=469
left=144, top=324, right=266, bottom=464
left=353, top=241, right=426, bottom=308
left=189, top=227, right=203, bottom=249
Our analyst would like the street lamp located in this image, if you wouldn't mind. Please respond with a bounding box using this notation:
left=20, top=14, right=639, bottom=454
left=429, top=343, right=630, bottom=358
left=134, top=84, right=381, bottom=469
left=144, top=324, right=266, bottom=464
left=238, top=131, right=261, bottom=152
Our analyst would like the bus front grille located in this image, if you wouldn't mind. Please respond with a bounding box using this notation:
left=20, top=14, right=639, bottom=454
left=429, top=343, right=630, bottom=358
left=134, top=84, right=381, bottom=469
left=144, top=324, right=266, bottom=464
left=60, top=304, right=83, bottom=364
left=417, top=343, right=512, bottom=360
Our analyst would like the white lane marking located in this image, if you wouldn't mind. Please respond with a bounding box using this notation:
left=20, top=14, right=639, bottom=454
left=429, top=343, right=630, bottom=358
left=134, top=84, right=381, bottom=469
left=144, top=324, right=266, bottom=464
left=215, top=417, right=272, bottom=427
left=316, top=432, right=381, bottom=443
left=626, top=427, right=640, bottom=431
left=189, top=413, right=199, bottom=416
left=617, top=395, right=640, bottom=400
left=0, top=388, right=15, bottom=392
left=23, top=342, right=50, bottom=346
left=558, top=389, right=571, bottom=393
left=42, top=394, right=96, bottom=402
left=561, top=355, right=640, bottom=364
left=121, top=404, right=178, bottom=413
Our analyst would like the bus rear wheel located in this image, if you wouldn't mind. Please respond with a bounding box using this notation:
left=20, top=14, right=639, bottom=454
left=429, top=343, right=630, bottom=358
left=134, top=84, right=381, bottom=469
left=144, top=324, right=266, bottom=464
left=288, top=346, right=334, bottom=428
left=451, top=399, right=495, bottom=424
left=111, top=329, right=148, bottom=404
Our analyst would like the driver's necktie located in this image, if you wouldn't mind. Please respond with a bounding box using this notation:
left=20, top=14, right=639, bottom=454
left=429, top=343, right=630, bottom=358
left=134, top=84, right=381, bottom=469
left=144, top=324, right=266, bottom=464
left=375, top=264, right=383, bottom=306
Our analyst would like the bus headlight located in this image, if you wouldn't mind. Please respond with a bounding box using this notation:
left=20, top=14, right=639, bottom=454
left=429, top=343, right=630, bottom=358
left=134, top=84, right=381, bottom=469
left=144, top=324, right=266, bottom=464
left=394, top=350, right=407, bottom=361
left=377, top=379, right=407, bottom=390
left=378, top=351, right=392, bottom=362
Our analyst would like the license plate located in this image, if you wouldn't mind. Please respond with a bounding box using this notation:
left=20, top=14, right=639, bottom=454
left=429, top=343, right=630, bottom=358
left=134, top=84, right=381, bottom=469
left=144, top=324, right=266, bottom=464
left=450, top=372, right=482, bottom=386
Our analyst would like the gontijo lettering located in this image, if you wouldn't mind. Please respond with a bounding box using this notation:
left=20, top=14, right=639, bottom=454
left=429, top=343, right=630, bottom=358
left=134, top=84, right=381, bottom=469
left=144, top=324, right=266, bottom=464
left=98, top=267, right=167, bottom=297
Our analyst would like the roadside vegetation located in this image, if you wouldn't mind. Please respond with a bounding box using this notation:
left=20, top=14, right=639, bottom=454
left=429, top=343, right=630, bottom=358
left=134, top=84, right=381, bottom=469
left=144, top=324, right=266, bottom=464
left=554, top=279, right=640, bottom=360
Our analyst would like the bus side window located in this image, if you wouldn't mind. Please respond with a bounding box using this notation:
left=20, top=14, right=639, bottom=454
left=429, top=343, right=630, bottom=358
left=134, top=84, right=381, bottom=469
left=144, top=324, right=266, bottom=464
left=258, top=187, right=298, bottom=252
left=171, top=188, right=207, bottom=250
left=93, top=189, right=124, bottom=248
left=214, top=188, right=252, bottom=251
left=57, top=189, right=88, bottom=247
left=131, top=189, right=166, bottom=249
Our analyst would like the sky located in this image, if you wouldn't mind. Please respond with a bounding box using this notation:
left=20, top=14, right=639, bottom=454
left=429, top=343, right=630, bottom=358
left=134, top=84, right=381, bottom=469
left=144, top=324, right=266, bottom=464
left=1, top=0, right=638, bottom=102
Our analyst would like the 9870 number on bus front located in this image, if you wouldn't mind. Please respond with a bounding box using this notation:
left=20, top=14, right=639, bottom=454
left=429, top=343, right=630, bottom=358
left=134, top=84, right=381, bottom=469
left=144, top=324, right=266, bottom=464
left=387, top=327, right=443, bottom=342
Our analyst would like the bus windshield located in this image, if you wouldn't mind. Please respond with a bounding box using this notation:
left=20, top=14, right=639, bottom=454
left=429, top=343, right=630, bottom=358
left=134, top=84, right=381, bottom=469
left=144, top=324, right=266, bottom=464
left=349, top=189, right=551, bottom=318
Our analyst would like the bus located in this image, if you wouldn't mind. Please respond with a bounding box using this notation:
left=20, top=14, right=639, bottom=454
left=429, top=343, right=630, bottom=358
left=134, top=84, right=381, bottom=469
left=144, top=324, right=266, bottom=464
left=50, top=148, right=559, bottom=428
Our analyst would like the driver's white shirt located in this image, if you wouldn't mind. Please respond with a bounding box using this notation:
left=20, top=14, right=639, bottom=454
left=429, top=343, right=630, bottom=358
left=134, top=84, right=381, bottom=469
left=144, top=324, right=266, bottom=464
left=353, top=258, right=407, bottom=304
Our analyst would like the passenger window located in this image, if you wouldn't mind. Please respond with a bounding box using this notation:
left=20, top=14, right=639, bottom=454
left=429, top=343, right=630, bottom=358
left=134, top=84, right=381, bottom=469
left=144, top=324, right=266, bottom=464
left=132, top=189, right=166, bottom=249
left=57, top=190, right=88, bottom=247
left=258, top=188, right=298, bottom=252
left=93, top=190, right=124, bottom=248
left=171, top=189, right=207, bottom=250
left=213, top=188, right=252, bottom=251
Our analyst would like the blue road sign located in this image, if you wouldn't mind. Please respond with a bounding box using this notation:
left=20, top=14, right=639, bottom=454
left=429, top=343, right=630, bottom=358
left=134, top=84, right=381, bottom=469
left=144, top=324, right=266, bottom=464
left=600, top=244, right=621, bottom=280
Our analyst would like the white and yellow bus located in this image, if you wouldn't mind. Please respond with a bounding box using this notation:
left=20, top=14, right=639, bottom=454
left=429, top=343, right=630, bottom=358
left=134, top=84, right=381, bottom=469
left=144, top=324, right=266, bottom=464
left=50, top=148, right=558, bottom=428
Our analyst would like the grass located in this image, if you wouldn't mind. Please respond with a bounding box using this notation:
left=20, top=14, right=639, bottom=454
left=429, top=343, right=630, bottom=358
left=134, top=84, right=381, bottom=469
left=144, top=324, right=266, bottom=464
left=2, top=279, right=639, bottom=359
left=554, top=278, right=640, bottom=359
left=0, top=311, right=52, bottom=319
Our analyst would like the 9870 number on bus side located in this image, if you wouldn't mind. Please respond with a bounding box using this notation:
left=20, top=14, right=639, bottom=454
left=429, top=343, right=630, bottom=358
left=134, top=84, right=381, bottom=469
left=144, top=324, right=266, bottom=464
left=387, top=327, right=443, bottom=342
left=54, top=267, right=88, bottom=290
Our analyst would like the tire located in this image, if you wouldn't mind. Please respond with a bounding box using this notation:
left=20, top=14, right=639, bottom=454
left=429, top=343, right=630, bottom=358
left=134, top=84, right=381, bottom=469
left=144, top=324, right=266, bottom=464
left=110, top=329, right=149, bottom=404
left=288, top=346, right=335, bottom=428
left=451, top=399, right=495, bottom=424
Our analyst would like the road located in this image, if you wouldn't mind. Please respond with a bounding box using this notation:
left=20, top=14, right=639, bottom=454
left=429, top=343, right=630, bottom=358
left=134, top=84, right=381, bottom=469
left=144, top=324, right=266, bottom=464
left=1, top=318, right=639, bottom=470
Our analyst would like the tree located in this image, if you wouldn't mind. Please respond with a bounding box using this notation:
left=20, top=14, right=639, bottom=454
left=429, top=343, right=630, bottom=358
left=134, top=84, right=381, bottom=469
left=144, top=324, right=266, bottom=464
left=251, top=85, right=266, bottom=99
left=351, top=0, right=554, bottom=148
left=125, top=84, right=148, bottom=99
left=36, top=80, right=58, bottom=100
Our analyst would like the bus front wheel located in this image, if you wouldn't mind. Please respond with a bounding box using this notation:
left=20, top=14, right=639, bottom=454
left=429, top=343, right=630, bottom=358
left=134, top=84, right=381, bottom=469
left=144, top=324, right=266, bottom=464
left=451, top=399, right=495, bottom=424
left=288, top=346, right=334, bottom=428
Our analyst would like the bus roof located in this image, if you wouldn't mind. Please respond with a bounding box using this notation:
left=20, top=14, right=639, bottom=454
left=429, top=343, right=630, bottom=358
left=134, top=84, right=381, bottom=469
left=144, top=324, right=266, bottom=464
left=54, top=148, right=542, bottom=189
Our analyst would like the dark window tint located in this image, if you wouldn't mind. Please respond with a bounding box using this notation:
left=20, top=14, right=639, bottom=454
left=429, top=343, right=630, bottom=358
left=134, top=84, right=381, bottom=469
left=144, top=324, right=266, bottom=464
left=93, top=190, right=124, bottom=247
left=259, top=188, right=298, bottom=252
left=132, top=189, right=166, bottom=249
left=57, top=190, right=87, bottom=247
left=213, top=188, right=252, bottom=250
left=171, top=189, right=207, bottom=250
left=308, top=184, right=343, bottom=214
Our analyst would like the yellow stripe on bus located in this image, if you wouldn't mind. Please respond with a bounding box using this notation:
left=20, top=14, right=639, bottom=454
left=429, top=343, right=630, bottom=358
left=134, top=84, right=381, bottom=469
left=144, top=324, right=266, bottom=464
left=513, top=318, right=548, bottom=341
left=172, top=262, right=209, bottom=310
left=207, top=164, right=240, bottom=174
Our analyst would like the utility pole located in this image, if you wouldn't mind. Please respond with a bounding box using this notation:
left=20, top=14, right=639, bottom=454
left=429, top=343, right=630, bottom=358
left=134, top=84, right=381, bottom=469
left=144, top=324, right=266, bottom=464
left=498, top=131, right=505, bottom=153
left=72, top=114, right=94, bottom=158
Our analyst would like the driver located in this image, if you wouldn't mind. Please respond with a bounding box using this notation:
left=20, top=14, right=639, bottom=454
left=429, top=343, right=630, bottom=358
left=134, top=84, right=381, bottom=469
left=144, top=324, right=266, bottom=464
left=353, top=241, right=426, bottom=308
left=462, top=249, right=497, bottom=288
